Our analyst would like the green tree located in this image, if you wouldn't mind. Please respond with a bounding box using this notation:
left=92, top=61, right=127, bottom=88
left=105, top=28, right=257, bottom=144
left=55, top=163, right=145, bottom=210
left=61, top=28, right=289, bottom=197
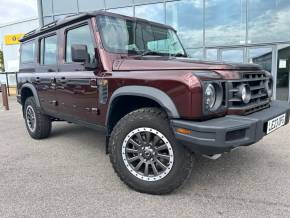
left=0, top=50, right=4, bottom=72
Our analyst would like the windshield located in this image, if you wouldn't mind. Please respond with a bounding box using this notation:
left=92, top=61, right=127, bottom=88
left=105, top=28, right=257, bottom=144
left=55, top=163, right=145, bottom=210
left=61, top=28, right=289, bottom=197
left=96, top=15, right=187, bottom=57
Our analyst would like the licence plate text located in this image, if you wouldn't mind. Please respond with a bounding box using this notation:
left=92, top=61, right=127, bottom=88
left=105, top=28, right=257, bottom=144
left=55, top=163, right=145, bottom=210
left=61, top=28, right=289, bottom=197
left=267, top=114, right=286, bottom=134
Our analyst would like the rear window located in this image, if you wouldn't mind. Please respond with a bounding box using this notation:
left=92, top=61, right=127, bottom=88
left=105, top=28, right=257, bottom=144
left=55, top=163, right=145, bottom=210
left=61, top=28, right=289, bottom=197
left=40, top=35, right=58, bottom=65
left=21, top=40, right=35, bottom=63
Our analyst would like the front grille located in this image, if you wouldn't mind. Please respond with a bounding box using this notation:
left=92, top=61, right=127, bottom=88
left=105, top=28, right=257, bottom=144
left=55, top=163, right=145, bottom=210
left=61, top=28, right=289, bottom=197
left=228, top=71, right=271, bottom=114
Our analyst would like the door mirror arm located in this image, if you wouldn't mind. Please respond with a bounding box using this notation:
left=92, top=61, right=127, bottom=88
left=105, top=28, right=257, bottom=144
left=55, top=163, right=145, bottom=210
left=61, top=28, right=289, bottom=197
left=84, top=62, right=98, bottom=70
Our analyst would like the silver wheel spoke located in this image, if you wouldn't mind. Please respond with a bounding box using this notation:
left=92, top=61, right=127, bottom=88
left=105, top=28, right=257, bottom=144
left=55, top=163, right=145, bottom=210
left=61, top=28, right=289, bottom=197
left=156, top=159, right=167, bottom=170
left=145, top=131, right=151, bottom=144
left=126, top=148, right=138, bottom=153
left=156, top=144, right=167, bottom=151
left=128, top=156, right=140, bottom=162
left=144, top=163, right=149, bottom=176
left=136, top=133, right=145, bottom=145
left=135, top=160, right=144, bottom=171
left=152, top=135, right=160, bottom=146
left=157, top=154, right=170, bottom=160
left=129, top=139, right=141, bottom=148
left=151, top=162, right=158, bottom=176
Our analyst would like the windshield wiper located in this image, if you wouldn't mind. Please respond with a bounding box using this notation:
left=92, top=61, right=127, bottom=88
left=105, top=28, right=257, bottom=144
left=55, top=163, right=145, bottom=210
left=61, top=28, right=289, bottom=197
left=140, top=50, right=163, bottom=56
left=171, top=53, right=187, bottom=57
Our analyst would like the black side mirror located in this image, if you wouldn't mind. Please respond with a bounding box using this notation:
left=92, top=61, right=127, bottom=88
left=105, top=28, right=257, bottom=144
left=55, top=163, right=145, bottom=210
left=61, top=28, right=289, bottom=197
left=71, top=44, right=89, bottom=63
left=71, top=44, right=98, bottom=69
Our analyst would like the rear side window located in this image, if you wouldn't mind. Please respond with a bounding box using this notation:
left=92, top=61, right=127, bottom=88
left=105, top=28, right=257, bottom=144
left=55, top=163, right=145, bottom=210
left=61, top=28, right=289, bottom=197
left=66, top=24, right=95, bottom=63
left=21, top=41, right=35, bottom=63
left=40, top=35, right=58, bottom=65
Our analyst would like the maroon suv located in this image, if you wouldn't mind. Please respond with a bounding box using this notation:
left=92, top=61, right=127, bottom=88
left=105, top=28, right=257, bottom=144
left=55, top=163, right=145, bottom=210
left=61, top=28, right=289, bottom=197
left=17, top=11, right=290, bottom=194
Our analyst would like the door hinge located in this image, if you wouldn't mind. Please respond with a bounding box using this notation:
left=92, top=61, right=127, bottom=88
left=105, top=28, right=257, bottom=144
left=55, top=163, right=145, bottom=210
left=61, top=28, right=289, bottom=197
left=90, top=79, right=98, bottom=88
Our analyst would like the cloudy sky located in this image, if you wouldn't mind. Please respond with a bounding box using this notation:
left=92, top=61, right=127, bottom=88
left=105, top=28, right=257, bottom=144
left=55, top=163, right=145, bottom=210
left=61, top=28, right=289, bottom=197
left=0, top=0, right=38, bottom=25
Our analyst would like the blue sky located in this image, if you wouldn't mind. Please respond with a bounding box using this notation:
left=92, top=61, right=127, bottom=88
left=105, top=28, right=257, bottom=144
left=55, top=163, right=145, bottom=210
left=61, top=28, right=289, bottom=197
left=0, top=0, right=38, bottom=25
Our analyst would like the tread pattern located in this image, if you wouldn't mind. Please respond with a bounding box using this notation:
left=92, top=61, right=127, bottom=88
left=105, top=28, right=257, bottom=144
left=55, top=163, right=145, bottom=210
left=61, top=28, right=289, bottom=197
left=109, top=107, right=193, bottom=195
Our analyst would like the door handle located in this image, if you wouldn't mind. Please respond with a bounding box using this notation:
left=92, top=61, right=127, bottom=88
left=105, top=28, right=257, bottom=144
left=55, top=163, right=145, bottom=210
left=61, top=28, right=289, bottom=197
left=59, top=77, right=67, bottom=83
left=35, top=77, right=40, bottom=83
left=48, top=69, right=55, bottom=72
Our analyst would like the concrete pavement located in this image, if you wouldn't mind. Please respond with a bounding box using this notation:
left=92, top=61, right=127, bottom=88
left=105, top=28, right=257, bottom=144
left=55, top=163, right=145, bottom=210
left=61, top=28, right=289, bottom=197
left=1, top=97, right=290, bottom=217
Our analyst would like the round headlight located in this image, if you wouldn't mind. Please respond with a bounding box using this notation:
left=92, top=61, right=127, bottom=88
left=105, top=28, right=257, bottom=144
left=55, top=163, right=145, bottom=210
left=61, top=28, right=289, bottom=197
left=205, top=84, right=216, bottom=109
left=238, top=84, right=251, bottom=104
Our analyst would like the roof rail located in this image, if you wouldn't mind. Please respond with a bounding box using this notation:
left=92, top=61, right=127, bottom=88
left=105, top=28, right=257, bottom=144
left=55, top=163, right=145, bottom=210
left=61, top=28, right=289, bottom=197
left=40, top=20, right=58, bottom=31
left=63, top=13, right=80, bottom=19
left=23, top=29, right=36, bottom=39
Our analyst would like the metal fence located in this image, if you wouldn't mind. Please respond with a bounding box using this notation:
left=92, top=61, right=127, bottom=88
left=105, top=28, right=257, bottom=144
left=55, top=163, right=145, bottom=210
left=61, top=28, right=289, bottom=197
left=0, top=72, right=18, bottom=96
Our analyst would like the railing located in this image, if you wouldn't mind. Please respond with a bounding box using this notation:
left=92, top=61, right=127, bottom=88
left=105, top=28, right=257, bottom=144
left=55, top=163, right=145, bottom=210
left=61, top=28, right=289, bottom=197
left=0, top=72, right=18, bottom=96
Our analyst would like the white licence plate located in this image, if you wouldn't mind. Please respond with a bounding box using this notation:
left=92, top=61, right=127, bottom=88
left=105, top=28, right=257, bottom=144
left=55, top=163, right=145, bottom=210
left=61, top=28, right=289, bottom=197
left=266, top=114, right=286, bottom=134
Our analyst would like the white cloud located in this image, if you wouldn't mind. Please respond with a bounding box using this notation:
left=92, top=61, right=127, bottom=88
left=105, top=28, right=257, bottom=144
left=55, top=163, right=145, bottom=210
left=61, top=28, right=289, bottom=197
left=0, top=0, right=38, bottom=25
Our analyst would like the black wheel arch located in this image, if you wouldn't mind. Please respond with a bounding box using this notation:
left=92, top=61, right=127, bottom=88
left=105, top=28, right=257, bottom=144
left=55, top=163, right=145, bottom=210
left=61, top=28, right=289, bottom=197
left=20, top=83, right=41, bottom=107
left=106, top=86, right=180, bottom=133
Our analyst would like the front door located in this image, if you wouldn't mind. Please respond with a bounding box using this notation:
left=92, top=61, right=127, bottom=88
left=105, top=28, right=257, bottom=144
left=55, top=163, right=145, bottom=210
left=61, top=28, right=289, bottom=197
left=56, top=21, right=100, bottom=124
left=35, top=33, right=58, bottom=115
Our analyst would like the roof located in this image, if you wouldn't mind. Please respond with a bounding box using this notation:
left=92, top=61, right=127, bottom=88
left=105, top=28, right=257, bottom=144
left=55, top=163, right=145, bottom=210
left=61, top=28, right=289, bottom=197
left=20, top=11, right=175, bottom=42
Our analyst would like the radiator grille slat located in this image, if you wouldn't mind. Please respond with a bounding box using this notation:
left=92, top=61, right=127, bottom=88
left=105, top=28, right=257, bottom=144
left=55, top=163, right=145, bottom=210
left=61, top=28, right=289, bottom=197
left=228, top=71, right=271, bottom=114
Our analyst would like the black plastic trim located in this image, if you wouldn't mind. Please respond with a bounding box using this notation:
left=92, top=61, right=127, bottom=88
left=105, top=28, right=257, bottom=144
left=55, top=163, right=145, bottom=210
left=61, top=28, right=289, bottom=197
left=171, top=100, right=290, bottom=155
left=106, top=86, right=180, bottom=126
left=20, top=83, right=41, bottom=107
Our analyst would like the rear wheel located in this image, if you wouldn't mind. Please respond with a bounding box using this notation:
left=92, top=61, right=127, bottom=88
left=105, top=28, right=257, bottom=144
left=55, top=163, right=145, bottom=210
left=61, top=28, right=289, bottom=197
left=24, top=97, right=52, bottom=139
left=109, top=107, right=193, bottom=194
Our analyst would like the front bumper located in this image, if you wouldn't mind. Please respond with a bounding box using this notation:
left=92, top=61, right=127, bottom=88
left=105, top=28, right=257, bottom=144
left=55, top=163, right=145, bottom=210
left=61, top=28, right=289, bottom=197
left=171, top=101, right=290, bottom=155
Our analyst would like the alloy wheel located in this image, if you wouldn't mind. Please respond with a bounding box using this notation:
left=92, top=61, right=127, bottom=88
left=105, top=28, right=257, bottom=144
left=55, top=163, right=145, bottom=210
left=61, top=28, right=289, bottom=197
left=122, top=127, right=174, bottom=181
left=26, top=105, right=36, bottom=132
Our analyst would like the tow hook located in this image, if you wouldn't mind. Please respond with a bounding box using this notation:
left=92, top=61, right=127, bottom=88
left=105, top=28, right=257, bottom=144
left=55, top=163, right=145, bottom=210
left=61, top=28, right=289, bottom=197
left=202, top=154, right=222, bottom=160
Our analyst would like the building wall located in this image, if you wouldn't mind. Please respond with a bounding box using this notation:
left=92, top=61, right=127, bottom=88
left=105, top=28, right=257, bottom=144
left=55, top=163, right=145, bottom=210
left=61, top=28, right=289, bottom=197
left=39, top=0, right=290, bottom=59
left=0, top=18, right=39, bottom=72
left=25, top=0, right=290, bottom=101
left=0, top=18, right=38, bottom=87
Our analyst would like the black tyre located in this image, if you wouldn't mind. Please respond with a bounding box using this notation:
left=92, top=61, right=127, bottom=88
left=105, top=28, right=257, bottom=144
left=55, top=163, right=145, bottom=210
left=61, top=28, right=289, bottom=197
left=24, top=97, right=52, bottom=139
left=109, top=107, right=193, bottom=195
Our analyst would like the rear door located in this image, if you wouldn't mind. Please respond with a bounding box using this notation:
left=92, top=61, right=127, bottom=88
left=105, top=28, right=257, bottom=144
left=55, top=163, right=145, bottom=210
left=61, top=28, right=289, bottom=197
left=34, top=33, right=58, bottom=115
left=56, top=20, right=101, bottom=124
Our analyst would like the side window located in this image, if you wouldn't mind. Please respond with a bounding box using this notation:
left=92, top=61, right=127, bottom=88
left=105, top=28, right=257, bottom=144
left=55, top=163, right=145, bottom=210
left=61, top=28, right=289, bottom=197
left=66, top=24, right=95, bottom=63
left=21, top=41, right=35, bottom=63
left=40, top=35, right=57, bottom=65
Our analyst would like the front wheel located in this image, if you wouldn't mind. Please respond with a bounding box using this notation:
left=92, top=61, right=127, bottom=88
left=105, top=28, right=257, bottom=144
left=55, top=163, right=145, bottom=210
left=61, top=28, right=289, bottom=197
left=109, top=107, right=193, bottom=195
